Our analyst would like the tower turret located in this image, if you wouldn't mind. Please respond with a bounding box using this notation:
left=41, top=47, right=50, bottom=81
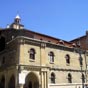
left=14, top=14, right=21, bottom=24
left=10, top=14, right=24, bottom=29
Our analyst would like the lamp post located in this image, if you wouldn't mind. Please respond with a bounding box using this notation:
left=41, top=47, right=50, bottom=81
left=79, top=49, right=84, bottom=88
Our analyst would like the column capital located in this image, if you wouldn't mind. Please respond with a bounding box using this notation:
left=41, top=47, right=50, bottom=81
left=40, top=43, right=46, bottom=48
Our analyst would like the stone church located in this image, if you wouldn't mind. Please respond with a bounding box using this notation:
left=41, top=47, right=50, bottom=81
left=0, top=15, right=88, bottom=88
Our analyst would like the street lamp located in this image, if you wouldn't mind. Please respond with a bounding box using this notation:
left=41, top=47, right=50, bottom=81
left=78, top=48, right=84, bottom=88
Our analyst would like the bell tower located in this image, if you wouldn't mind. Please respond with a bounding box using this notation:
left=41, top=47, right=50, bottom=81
left=10, top=14, right=24, bottom=29
left=14, top=14, right=21, bottom=24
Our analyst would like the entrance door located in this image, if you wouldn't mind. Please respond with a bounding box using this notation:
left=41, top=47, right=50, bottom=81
left=0, top=76, right=5, bottom=88
left=28, top=81, right=32, bottom=88
left=8, top=75, right=15, bottom=88
left=25, top=72, right=39, bottom=88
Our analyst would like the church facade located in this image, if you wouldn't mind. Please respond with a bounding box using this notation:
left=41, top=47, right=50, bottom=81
left=0, top=15, right=87, bottom=88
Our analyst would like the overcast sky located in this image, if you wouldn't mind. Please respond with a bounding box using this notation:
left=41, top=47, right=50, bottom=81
left=0, top=0, right=88, bottom=41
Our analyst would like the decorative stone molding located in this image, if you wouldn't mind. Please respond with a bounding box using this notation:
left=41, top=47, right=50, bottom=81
left=18, top=65, right=41, bottom=72
left=49, top=67, right=85, bottom=72
left=17, top=39, right=25, bottom=45
left=40, top=43, right=46, bottom=48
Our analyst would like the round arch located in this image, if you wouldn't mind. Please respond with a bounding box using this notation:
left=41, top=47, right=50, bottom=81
left=0, top=75, right=5, bottom=88
left=8, top=75, right=15, bottom=88
left=24, top=72, right=39, bottom=88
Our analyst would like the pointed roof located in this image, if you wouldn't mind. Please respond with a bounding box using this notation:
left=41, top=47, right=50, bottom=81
left=14, top=14, right=21, bottom=24
left=15, top=14, right=21, bottom=19
left=9, top=14, right=24, bottom=29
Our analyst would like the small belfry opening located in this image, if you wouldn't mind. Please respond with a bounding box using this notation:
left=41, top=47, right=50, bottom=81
left=24, top=72, right=39, bottom=88
left=14, top=14, right=21, bottom=24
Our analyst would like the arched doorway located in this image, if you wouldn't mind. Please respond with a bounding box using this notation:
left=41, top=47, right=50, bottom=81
left=0, top=75, right=5, bottom=88
left=8, top=75, right=15, bottom=88
left=28, top=81, right=32, bottom=88
left=24, top=72, right=39, bottom=88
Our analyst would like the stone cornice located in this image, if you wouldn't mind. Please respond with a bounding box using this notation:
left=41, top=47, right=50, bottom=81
left=16, top=36, right=80, bottom=52
left=5, top=36, right=85, bottom=53
left=0, top=65, right=16, bottom=71
left=49, top=67, right=86, bottom=72
left=16, top=65, right=86, bottom=73
left=0, top=64, right=85, bottom=73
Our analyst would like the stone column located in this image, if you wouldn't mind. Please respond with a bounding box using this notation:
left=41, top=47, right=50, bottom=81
left=41, top=71, right=48, bottom=88
left=40, top=43, right=46, bottom=66
left=40, top=43, right=47, bottom=88
left=16, top=68, right=27, bottom=88
left=5, top=70, right=8, bottom=88
left=44, top=72, right=47, bottom=88
left=18, top=39, right=25, bottom=64
left=41, top=72, right=44, bottom=88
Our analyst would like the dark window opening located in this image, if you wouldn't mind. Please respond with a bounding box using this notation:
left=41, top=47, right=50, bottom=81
left=49, top=52, right=54, bottom=63
left=82, top=74, right=85, bottom=83
left=65, top=54, right=70, bottom=64
left=0, top=36, right=5, bottom=52
left=68, top=73, right=72, bottom=83
left=51, top=73, right=55, bottom=83
left=29, top=48, right=36, bottom=60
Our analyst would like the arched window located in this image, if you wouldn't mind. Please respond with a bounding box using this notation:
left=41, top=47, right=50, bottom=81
left=68, top=73, right=72, bottom=83
left=82, top=74, right=85, bottom=83
left=65, top=54, right=70, bottom=64
left=8, top=75, right=15, bottom=88
left=51, top=72, right=55, bottom=83
left=29, top=48, right=36, bottom=60
left=49, top=52, right=54, bottom=63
